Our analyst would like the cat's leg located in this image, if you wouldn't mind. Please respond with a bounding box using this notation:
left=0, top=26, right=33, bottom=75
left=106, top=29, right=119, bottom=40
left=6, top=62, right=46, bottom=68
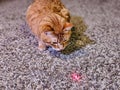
left=38, top=40, right=46, bottom=51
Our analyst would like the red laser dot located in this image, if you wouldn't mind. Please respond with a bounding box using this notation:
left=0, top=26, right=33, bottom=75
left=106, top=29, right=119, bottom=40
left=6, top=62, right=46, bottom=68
left=71, top=73, right=81, bottom=81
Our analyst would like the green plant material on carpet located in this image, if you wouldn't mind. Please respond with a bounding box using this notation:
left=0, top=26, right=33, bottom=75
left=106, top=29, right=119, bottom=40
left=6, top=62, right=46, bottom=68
left=61, top=16, right=95, bottom=55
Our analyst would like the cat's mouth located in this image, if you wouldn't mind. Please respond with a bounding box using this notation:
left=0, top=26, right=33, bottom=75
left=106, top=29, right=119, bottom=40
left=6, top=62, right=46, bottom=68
left=46, top=41, right=70, bottom=51
left=53, top=48, right=65, bottom=51
left=47, top=46, right=61, bottom=52
left=47, top=46, right=65, bottom=51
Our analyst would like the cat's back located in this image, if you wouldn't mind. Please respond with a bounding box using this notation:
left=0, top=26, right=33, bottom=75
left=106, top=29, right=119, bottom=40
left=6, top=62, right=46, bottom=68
left=26, top=0, right=65, bottom=35
left=27, top=0, right=63, bottom=14
left=26, top=0, right=64, bottom=25
left=27, top=0, right=51, bottom=16
left=26, top=0, right=52, bottom=29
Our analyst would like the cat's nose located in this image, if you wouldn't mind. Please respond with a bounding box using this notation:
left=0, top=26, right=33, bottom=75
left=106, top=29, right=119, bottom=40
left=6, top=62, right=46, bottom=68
left=54, top=47, right=64, bottom=51
left=59, top=46, right=65, bottom=51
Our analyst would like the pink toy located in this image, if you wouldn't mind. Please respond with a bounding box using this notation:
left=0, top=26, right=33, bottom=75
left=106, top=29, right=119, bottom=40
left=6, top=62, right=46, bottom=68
left=71, top=72, right=82, bottom=81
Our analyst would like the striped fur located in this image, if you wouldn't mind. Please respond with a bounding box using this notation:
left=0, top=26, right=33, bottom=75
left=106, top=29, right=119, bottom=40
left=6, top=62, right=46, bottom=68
left=26, top=0, right=73, bottom=51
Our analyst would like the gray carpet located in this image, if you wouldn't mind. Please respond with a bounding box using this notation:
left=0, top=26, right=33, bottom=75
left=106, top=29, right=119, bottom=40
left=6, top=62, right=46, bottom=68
left=0, top=0, right=120, bottom=90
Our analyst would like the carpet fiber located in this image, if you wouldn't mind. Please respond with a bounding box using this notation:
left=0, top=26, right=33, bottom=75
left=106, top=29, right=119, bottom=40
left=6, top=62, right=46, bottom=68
left=0, top=0, right=120, bottom=90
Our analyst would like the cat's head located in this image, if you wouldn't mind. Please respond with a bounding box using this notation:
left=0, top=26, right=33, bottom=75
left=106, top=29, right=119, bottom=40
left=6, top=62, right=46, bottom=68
left=40, top=14, right=73, bottom=51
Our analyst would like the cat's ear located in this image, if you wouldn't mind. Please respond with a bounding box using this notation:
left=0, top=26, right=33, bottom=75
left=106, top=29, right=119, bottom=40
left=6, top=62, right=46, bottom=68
left=64, top=22, right=73, bottom=31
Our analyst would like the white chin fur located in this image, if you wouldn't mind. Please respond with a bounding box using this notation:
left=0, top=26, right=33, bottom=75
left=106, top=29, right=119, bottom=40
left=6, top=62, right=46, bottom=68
left=52, top=47, right=64, bottom=51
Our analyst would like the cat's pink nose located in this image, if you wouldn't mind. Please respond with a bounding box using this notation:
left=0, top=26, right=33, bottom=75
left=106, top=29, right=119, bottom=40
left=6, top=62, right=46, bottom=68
left=54, top=47, right=64, bottom=51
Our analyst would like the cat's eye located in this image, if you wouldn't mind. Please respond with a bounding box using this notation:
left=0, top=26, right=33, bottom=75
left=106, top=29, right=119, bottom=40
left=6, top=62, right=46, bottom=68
left=52, top=42, right=57, bottom=44
left=63, top=38, right=67, bottom=42
left=64, top=30, right=69, bottom=33
left=63, top=40, right=67, bottom=42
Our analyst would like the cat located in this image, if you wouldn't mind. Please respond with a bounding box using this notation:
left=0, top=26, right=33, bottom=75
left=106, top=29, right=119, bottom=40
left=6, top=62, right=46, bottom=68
left=26, top=0, right=73, bottom=51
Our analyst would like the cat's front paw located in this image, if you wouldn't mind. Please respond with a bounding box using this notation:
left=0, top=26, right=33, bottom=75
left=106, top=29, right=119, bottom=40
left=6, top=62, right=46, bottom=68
left=38, top=44, right=46, bottom=51
left=38, top=46, right=46, bottom=51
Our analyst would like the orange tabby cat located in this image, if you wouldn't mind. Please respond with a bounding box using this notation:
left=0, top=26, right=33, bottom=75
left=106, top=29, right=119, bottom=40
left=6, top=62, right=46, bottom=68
left=26, top=0, right=73, bottom=51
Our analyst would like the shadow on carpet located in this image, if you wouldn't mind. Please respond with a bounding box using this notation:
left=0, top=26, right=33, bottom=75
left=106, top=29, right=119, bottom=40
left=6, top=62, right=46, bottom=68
left=21, top=16, right=95, bottom=60
left=61, top=16, right=95, bottom=54
left=48, top=16, right=95, bottom=59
